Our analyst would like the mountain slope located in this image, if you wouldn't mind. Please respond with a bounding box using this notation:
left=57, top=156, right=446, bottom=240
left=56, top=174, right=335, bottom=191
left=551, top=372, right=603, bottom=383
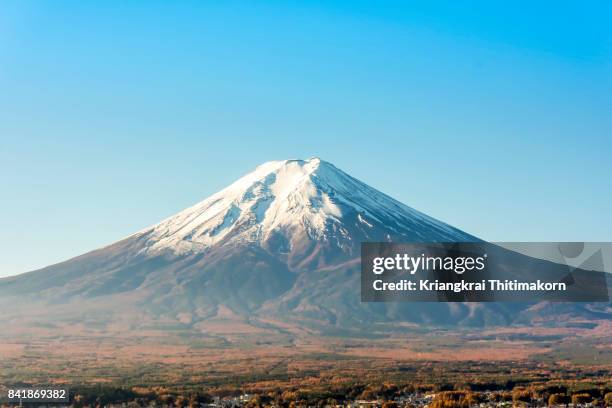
left=0, top=158, right=593, bottom=329
left=138, top=158, right=474, bottom=256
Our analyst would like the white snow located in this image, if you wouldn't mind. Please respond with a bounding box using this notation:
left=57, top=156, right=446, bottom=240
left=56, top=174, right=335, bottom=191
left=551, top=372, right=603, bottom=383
left=358, top=213, right=373, bottom=228
left=138, top=158, right=470, bottom=254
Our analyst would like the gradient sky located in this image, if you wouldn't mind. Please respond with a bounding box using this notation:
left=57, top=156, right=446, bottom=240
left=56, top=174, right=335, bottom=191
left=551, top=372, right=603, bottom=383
left=1, top=1, right=611, bottom=277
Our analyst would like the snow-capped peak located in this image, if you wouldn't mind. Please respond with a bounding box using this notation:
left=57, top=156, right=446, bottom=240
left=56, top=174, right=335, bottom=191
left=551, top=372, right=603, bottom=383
left=140, top=158, right=472, bottom=254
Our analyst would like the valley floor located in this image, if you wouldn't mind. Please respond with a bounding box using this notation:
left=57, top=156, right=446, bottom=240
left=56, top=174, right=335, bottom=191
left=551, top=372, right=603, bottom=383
left=0, top=319, right=610, bottom=407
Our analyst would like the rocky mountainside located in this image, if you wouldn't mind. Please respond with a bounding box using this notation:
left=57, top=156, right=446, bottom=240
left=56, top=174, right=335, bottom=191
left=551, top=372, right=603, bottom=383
left=0, top=158, right=606, bottom=329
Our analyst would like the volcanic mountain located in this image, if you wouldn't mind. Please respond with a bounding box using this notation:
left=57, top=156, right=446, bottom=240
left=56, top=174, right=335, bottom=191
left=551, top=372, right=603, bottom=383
left=0, top=158, right=605, bottom=329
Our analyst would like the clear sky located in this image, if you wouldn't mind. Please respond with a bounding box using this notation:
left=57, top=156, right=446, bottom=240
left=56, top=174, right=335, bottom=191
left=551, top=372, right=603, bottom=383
left=1, top=1, right=611, bottom=277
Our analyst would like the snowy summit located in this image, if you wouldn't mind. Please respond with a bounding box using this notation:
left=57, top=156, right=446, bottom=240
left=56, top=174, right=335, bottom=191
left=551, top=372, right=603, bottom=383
left=139, top=158, right=473, bottom=255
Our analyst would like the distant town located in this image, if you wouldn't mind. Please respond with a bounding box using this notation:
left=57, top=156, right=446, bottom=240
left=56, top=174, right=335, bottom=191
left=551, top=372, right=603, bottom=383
left=49, top=387, right=609, bottom=407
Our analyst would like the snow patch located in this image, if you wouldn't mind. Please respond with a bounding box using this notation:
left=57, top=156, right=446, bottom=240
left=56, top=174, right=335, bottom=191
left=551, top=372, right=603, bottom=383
left=141, top=157, right=473, bottom=254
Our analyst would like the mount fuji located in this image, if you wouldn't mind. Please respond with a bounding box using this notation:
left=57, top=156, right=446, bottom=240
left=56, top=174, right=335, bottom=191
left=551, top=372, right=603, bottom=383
left=0, top=158, right=602, bottom=329
left=138, top=158, right=473, bottom=255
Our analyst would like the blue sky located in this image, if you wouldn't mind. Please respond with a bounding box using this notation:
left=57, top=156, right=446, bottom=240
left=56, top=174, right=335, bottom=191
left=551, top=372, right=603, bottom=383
left=1, top=1, right=611, bottom=277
